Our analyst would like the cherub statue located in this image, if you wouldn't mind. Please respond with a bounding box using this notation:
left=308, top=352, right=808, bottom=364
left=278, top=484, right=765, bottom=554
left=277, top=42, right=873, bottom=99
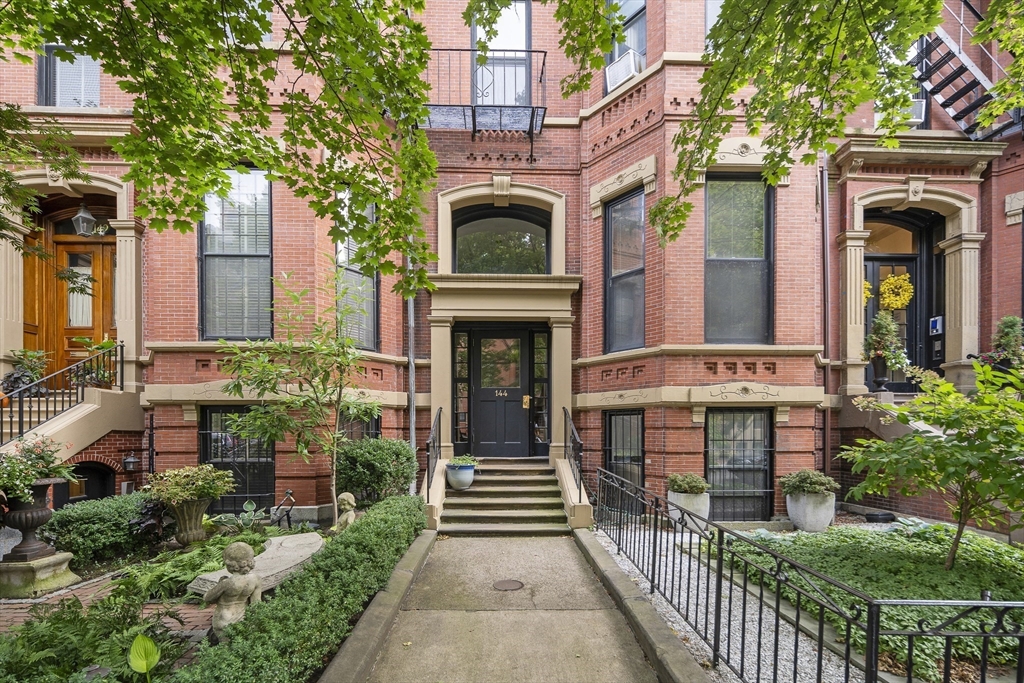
left=203, top=542, right=262, bottom=643
left=333, top=492, right=357, bottom=533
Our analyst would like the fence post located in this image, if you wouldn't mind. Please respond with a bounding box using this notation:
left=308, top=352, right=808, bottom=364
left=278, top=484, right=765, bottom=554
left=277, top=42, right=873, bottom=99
left=118, top=343, right=125, bottom=390
left=864, top=602, right=881, bottom=683
left=712, top=528, right=725, bottom=667
left=649, top=500, right=659, bottom=594
left=17, top=391, right=24, bottom=438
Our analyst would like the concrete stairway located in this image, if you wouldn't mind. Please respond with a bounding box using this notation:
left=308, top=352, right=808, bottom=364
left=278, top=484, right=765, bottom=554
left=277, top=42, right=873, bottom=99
left=439, top=457, right=569, bottom=536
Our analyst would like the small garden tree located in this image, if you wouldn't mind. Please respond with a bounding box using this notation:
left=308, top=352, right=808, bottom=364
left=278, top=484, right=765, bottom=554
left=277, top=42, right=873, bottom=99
left=219, top=272, right=381, bottom=529
left=842, top=363, right=1024, bottom=569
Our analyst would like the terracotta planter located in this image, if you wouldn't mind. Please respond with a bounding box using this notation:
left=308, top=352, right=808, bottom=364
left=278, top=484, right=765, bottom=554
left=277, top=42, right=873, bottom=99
left=3, top=478, right=64, bottom=562
left=170, top=498, right=213, bottom=546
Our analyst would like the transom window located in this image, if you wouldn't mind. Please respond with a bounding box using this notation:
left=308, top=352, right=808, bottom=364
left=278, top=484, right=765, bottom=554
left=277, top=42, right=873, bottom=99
left=605, top=189, right=645, bottom=353
left=200, top=169, right=272, bottom=340
left=704, top=177, right=773, bottom=344
left=453, top=204, right=550, bottom=275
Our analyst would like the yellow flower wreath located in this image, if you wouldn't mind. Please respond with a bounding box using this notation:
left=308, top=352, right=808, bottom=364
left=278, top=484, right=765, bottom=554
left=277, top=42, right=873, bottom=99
left=879, top=273, right=913, bottom=310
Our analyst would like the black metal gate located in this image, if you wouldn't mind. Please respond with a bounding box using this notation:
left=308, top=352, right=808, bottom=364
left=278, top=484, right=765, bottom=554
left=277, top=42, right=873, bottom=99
left=199, top=406, right=275, bottom=515
left=604, top=410, right=644, bottom=488
left=704, top=409, right=773, bottom=521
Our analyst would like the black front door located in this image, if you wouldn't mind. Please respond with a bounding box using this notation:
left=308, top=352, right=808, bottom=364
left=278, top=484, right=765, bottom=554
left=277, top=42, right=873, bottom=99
left=865, top=259, right=919, bottom=391
left=471, top=330, right=530, bottom=458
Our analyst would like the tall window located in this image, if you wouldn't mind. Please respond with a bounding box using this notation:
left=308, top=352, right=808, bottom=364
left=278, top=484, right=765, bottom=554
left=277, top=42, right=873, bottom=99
left=604, top=410, right=644, bottom=489
left=37, top=45, right=100, bottom=107
left=200, top=406, right=276, bottom=515
left=605, top=189, right=645, bottom=353
left=705, top=409, right=773, bottom=522
left=473, top=0, right=530, bottom=106
left=705, top=0, right=724, bottom=38
left=704, top=177, right=773, bottom=344
left=200, top=169, right=272, bottom=340
left=610, top=0, right=646, bottom=67
left=336, top=193, right=378, bottom=351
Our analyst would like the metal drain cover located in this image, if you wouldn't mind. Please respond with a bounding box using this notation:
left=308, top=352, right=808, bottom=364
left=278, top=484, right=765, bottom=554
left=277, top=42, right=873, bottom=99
left=493, top=580, right=524, bottom=591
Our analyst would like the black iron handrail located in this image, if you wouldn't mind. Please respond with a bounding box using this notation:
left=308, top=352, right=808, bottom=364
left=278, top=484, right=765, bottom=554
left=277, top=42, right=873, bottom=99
left=563, top=406, right=583, bottom=501
left=594, top=468, right=1024, bottom=683
left=1, top=344, right=124, bottom=446
left=424, top=407, right=441, bottom=505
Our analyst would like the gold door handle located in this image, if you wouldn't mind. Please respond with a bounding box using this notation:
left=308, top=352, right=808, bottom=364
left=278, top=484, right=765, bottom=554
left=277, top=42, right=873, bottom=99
left=522, top=395, right=531, bottom=409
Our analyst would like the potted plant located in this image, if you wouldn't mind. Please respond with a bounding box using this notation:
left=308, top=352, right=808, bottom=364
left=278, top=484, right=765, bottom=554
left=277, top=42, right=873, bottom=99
left=863, top=273, right=913, bottom=390
left=145, top=465, right=236, bottom=546
left=977, top=315, right=1024, bottom=373
left=446, top=455, right=478, bottom=491
left=0, top=349, right=50, bottom=397
left=0, top=436, right=76, bottom=562
left=666, top=473, right=710, bottom=531
left=780, top=469, right=839, bottom=533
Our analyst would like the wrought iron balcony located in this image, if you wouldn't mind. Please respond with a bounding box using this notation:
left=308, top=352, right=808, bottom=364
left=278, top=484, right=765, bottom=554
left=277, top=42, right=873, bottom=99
left=423, top=49, right=547, bottom=138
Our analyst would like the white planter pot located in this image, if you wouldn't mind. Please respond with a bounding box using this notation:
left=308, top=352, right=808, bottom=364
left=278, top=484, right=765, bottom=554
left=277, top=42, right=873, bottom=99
left=667, top=491, right=711, bottom=532
left=445, top=464, right=476, bottom=491
left=786, top=492, right=836, bottom=532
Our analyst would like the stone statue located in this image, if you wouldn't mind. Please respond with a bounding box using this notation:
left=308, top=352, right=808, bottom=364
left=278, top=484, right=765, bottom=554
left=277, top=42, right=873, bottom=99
left=333, top=492, right=357, bottom=533
left=203, top=542, right=262, bottom=643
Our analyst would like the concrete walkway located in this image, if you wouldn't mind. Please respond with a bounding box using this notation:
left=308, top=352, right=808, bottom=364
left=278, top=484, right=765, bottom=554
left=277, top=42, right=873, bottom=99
left=367, top=536, right=658, bottom=683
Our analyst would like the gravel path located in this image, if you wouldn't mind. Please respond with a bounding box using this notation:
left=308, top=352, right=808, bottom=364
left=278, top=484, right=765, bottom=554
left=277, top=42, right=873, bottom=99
left=594, top=526, right=867, bottom=683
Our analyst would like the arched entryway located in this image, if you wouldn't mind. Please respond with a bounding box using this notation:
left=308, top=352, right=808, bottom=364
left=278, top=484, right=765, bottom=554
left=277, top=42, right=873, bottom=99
left=863, top=208, right=945, bottom=390
left=53, top=461, right=117, bottom=508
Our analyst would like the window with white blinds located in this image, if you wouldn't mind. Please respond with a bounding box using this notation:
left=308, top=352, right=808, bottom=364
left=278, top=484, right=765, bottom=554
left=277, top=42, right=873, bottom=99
left=37, top=45, right=101, bottom=107
left=200, top=170, right=273, bottom=340
left=335, top=196, right=378, bottom=351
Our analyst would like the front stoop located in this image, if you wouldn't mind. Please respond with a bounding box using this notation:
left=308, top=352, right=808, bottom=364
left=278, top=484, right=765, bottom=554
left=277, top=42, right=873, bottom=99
left=439, top=458, right=570, bottom=537
left=0, top=552, right=80, bottom=599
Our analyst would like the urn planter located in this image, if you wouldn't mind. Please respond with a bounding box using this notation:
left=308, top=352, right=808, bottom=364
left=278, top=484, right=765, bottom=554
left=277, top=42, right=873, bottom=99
left=170, top=498, right=214, bottom=546
left=2, top=478, right=64, bottom=563
left=445, top=464, right=475, bottom=491
left=786, top=492, right=836, bottom=533
left=869, top=355, right=889, bottom=390
left=667, top=491, right=711, bottom=532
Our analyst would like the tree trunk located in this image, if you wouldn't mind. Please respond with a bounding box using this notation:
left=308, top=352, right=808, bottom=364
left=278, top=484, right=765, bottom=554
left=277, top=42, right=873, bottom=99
left=330, top=394, right=343, bottom=529
left=945, top=518, right=968, bottom=570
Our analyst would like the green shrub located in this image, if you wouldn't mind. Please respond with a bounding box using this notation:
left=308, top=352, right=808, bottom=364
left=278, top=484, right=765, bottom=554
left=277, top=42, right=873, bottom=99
left=335, top=438, right=417, bottom=505
left=0, top=590, right=183, bottom=683
left=39, top=492, right=150, bottom=568
left=172, top=496, right=426, bottom=683
left=116, top=530, right=273, bottom=601
left=778, top=469, right=839, bottom=496
left=146, top=465, right=236, bottom=506
left=448, top=454, right=478, bottom=467
left=666, top=473, right=708, bottom=494
left=729, top=525, right=1024, bottom=681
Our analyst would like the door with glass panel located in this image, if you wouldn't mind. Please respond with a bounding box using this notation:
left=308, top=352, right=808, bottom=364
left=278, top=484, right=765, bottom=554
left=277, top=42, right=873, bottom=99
left=55, top=243, right=116, bottom=370
left=470, top=330, right=530, bottom=458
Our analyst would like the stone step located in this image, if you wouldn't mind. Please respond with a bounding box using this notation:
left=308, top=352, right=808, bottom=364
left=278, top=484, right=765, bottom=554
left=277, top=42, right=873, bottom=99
left=475, top=464, right=555, bottom=476
left=476, top=457, right=549, bottom=466
left=441, top=509, right=568, bottom=524
left=443, top=496, right=564, bottom=510
left=437, top=522, right=570, bottom=537
left=471, top=474, right=558, bottom=487
left=445, top=485, right=562, bottom=498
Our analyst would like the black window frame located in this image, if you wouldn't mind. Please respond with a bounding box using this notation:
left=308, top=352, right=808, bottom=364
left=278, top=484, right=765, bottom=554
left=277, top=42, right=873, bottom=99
left=198, top=168, right=274, bottom=341
left=452, top=203, right=552, bottom=275
left=336, top=198, right=380, bottom=352
left=704, top=173, right=775, bottom=344
left=470, top=0, right=532, bottom=107
left=199, top=405, right=277, bottom=515
left=604, top=187, right=646, bottom=354
left=704, top=408, right=775, bottom=522
left=339, top=414, right=382, bottom=440
left=603, top=409, right=645, bottom=489
left=37, top=44, right=101, bottom=108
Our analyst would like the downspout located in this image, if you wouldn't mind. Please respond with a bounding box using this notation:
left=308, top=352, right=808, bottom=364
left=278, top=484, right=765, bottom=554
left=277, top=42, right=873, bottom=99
left=821, top=154, right=832, bottom=476
left=408, top=267, right=417, bottom=495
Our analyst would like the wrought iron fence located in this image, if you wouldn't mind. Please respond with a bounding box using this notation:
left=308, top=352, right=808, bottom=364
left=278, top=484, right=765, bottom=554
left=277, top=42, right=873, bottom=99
left=563, top=407, right=583, bottom=501
left=425, top=407, right=441, bottom=505
left=1, top=344, right=123, bottom=446
left=595, top=468, right=1024, bottom=683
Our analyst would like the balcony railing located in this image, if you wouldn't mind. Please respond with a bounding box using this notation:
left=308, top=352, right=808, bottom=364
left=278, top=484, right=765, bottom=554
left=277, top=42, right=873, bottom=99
left=423, top=49, right=547, bottom=138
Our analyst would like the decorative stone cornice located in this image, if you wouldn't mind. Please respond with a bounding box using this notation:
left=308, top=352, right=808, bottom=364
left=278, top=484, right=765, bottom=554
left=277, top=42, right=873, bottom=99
left=589, top=156, right=656, bottom=218
left=833, top=136, right=1005, bottom=183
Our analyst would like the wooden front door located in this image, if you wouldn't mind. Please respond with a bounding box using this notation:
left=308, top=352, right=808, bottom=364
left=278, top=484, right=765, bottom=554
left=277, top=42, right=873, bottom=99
left=54, top=242, right=116, bottom=369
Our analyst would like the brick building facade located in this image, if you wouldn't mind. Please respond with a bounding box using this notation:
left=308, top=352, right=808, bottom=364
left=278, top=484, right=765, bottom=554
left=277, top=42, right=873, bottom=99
left=1, top=0, right=1021, bottom=528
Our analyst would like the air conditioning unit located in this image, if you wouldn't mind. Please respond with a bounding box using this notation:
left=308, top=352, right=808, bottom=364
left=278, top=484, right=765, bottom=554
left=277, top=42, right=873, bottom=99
left=606, top=49, right=643, bottom=92
left=906, top=98, right=927, bottom=127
